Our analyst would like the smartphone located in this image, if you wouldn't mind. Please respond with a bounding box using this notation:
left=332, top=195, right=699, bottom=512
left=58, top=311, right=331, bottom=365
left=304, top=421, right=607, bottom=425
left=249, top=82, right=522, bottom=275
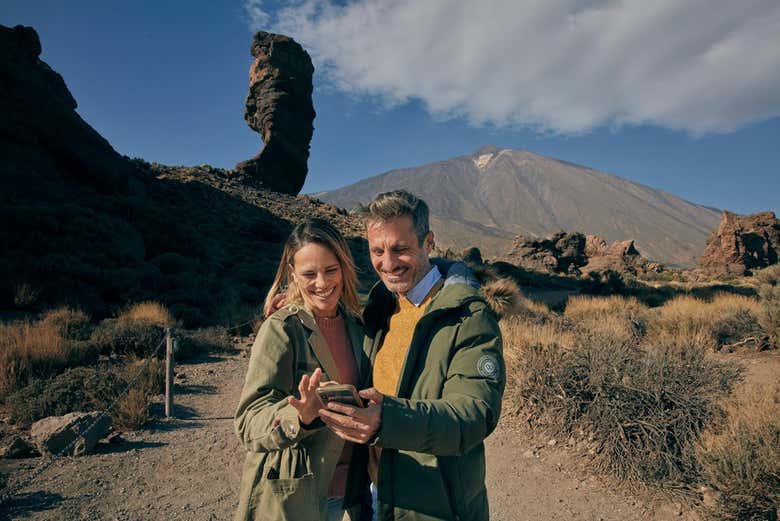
left=316, top=384, right=364, bottom=408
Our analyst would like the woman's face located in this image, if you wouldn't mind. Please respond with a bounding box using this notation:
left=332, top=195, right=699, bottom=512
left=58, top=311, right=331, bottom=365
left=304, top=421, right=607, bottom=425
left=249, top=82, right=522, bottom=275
left=290, top=242, right=344, bottom=318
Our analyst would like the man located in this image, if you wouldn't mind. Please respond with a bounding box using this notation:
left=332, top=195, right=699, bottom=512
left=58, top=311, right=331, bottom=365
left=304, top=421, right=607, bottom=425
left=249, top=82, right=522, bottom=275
left=319, top=190, right=506, bottom=521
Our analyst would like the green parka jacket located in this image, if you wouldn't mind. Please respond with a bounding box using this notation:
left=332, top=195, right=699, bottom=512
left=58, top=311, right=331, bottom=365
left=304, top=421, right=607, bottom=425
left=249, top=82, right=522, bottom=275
left=364, top=260, right=507, bottom=521
left=234, top=304, right=372, bottom=521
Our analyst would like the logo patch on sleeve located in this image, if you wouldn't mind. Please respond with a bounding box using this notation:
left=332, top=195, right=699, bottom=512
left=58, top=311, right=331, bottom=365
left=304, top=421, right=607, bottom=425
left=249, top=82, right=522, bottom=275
left=477, top=355, right=499, bottom=379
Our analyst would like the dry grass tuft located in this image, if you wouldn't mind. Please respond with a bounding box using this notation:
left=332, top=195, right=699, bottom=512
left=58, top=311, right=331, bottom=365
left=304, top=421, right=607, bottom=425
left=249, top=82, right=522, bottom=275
left=758, top=282, right=780, bottom=350
left=122, top=301, right=175, bottom=327
left=39, top=306, right=91, bottom=340
left=112, top=357, right=165, bottom=430
left=0, top=319, right=97, bottom=398
left=89, top=302, right=174, bottom=357
left=753, top=264, right=780, bottom=287
left=501, top=317, right=575, bottom=398
left=697, top=385, right=780, bottom=520
left=513, top=295, right=555, bottom=324
left=649, top=294, right=763, bottom=351
left=564, top=295, right=649, bottom=343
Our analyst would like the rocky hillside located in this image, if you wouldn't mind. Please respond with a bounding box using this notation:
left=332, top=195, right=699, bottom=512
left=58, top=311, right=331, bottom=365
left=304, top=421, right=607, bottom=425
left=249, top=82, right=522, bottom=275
left=0, top=25, right=368, bottom=326
left=314, top=145, right=721, bottom=267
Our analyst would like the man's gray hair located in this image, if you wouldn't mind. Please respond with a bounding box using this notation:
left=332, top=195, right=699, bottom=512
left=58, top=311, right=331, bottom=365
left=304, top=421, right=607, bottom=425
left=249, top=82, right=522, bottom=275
left=356, top=190, right=430, bottom=244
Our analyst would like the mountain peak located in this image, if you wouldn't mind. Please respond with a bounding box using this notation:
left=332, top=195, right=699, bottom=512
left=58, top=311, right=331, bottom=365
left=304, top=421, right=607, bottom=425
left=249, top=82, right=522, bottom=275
left=315, top=146, right=722, bottom=266
left=473, top=144, right=500, bottom=156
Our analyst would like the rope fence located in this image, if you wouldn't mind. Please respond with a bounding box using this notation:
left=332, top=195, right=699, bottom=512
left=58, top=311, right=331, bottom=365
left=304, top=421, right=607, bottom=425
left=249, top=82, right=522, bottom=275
left=223, top=316, right=256, bottom=333
left=0, top=332, right=169, bottom=506
left=0, top=312, right=260, bottom=506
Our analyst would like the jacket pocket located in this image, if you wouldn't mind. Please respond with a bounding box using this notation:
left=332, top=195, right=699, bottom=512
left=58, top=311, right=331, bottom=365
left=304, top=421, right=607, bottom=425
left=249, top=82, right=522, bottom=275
left=252, top=473, right=319, bottom=521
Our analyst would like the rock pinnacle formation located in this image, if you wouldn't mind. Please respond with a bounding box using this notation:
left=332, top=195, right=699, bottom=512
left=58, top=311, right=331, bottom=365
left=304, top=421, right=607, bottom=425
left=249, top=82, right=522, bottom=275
left=235, top=32, right=315, bottom=195
left=699, top=211, right=780, bottom=275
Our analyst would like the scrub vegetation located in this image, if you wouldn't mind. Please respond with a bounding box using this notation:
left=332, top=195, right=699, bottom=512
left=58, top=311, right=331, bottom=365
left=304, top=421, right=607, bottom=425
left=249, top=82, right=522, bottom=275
left=0, top=301, right=242, bottom=432
left=502, top=285, right=779, bottom=520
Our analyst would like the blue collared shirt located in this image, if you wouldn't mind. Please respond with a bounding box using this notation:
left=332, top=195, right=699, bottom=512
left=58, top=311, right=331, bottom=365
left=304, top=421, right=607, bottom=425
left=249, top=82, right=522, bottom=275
left=403, top=265, right=443, bottom=306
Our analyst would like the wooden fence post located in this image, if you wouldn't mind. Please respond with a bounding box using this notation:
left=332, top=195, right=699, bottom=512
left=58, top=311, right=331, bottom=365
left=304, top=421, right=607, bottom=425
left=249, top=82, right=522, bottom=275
left=165, top=327, right=174, bottom=418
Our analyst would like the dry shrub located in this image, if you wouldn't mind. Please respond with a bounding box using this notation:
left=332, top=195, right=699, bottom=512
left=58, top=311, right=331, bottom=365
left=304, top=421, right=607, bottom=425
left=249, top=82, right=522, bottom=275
left=89, top=301, right=173, bottom=357
left=501, top=317, right=575, bottom=396
left=564, top=295, right=649, bottom=343
left=650, top=294, right=763, bottom=351
left=0, top=320, right=98, bottom=398
left=90, top=319, right=165, bottom=357
left=122, top=301, right=174, bottom=327
left=513, top=295, right=555, bottom=324
left=753, top=264, right=780, bottom=287
left=6, top=367, right=124, bottom=426
left=39, top=306, right=91, bottom=340
left=112, top=357, right=165, bottom=430
left=753, top=264, right=780, bottom=349
left=697, top=385, right=780, bottom=520
left=6, top=359, right=164, bottom=431
left=510, top=326, right=741, bottom=487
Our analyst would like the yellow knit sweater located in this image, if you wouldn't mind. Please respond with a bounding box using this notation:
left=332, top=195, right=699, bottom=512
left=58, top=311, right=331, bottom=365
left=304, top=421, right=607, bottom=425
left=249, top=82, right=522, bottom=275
left=369, top=281, right=442, bottom=483
left=372, top=297, right=428, bottom=395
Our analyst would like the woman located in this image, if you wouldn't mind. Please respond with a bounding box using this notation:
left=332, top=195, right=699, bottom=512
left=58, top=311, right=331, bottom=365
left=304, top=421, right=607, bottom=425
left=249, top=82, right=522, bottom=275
left=234, top=219, right=371, bottom=521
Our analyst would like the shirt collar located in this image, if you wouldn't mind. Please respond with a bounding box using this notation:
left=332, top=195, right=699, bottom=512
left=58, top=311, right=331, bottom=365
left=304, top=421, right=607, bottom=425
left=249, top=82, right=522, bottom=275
left=403, top=265, right=442, bottom=306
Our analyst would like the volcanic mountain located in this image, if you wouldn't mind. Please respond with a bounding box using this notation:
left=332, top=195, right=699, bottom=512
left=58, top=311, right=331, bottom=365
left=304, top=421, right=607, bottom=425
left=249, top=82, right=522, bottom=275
left=313, top=146, right=721, bottom=267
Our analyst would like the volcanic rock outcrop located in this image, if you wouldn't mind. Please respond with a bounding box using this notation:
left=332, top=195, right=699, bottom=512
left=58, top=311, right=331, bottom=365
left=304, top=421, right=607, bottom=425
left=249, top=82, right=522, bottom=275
left=699, top=211, right=780, bottom=275
left=0, top=25, right=141, bottom=197
left=0, top=25, right=368, bottom=324
left=235, top=32, right=315, bottom=195
left=503, top=231, right=660, bottom=276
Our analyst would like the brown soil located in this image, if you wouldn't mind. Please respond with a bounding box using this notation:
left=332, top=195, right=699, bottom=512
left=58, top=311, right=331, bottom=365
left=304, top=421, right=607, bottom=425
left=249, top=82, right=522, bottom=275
left=3, top=345, right=778, bottom=521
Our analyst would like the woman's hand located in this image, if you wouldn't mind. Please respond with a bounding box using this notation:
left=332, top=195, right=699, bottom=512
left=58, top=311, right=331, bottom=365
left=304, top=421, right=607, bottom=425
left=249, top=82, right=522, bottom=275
left=288, top=368, right=324, bottom=425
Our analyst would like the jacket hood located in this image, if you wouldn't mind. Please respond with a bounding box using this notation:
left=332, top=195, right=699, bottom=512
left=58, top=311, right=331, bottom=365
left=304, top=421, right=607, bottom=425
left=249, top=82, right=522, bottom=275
left=429, top=259, right=523, bottom=320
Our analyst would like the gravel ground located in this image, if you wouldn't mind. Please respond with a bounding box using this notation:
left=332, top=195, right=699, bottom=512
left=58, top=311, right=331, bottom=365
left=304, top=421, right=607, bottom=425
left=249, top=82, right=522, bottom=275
left=8, top=346, right=774, bottom=520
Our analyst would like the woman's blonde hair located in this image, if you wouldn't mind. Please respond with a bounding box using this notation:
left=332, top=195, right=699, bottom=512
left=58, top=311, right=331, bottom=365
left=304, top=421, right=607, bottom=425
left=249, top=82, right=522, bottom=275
left=263, top=218, right=361, bottom=318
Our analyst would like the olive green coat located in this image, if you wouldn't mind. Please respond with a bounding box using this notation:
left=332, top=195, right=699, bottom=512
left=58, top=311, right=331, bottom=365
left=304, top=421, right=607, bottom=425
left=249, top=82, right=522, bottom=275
left=234, top=304, right=371, bottom=521
left=364, top=261, right=506, bottom=521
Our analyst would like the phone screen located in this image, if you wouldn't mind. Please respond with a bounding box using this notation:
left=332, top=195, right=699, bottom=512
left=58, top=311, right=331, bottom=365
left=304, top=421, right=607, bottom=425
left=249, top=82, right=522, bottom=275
left=317, top=386, right=363, bottom=407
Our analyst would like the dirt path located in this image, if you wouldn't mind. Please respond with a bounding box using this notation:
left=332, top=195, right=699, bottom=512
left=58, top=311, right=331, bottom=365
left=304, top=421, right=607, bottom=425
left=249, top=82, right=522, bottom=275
left=7, top=347, right=773, bottom=520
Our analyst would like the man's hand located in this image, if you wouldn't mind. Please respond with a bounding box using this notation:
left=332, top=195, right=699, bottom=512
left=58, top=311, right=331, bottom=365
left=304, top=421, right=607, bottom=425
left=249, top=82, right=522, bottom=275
left=319, top=387, right=384, bottom=444
left=263, top=293, right=288, bottom=318
left=288, top=368, right=324, bottom=425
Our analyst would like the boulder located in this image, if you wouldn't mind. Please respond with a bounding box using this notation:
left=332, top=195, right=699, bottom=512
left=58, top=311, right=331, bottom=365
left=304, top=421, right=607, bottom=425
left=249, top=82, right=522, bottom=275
left=503, top=231, right=658, bottom=276
left=699, top=211, right=780, bottom=275
left=0, top=435, right=37, bottom=458
left=582, top=237, right=650, bottom=275
left=30, top=411, right=112, bottom=457
left=504, top=231, right=588, bottom=275
left=235, top=32, right=315, bottom=195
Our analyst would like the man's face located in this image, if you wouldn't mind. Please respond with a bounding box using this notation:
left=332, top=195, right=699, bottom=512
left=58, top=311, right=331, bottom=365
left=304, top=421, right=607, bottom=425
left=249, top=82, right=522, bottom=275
left=367, top=216, right=433, bottom=296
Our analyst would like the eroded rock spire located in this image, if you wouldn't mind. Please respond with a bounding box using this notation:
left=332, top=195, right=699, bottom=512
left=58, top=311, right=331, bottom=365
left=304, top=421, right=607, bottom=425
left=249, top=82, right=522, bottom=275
left=235, top=31, right=315, bottom=195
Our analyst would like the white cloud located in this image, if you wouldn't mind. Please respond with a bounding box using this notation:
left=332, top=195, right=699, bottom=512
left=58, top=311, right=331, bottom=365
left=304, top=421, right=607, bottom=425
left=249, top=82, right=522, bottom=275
left=247, top=0, right=780, bottom=134
left=245, top=0, right=271, bottom=30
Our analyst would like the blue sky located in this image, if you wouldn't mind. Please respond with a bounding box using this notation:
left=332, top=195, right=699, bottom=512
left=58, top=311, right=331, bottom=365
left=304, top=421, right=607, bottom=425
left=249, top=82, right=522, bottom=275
left=3, top=0, right=779, bottom=215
